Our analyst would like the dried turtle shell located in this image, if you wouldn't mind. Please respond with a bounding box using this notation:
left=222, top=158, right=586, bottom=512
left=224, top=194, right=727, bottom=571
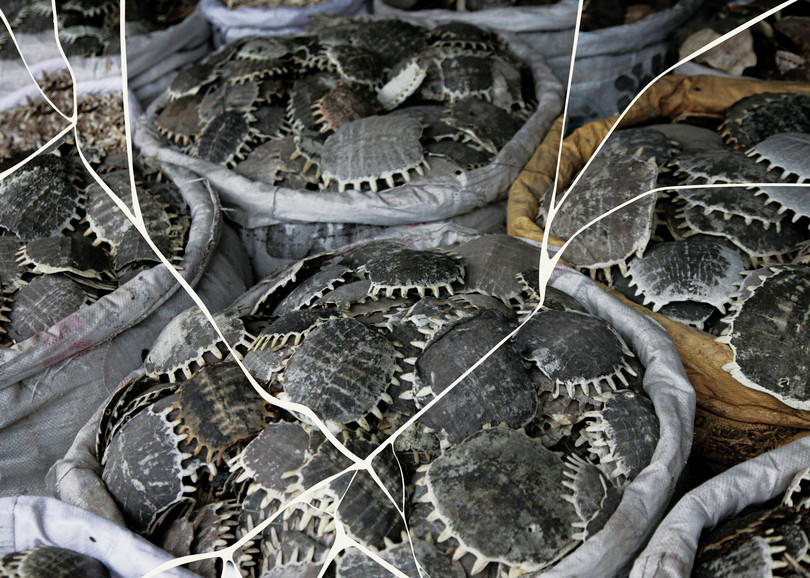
left=280, top=316, right=397, bottom=428
left=0, top=153, right=81, bottom=241
left=513, top=309, right=637, bottom=397
left=547, top=154, right=659, bottom=274
left=720, top=92, right=810, bottom=149
left=358, top=248, right=464, bottom=299
left=410, top=308, right=536, bottom=443
left=144, top=306, right=254, bottom=381
left=320, top=114, right=427, bottom=192
left=418, top=427, right=592, bottom=574
left=336, top=540, right=465, bottom=578
left=192, top=110, right=255, bottom=167
left=6, top=274, right=92, bottom=342
left=747, top=132, right=810, bottom=183
left=17, top=235, right=113, bottom=280
left=624, top=240, right=747, bottom=313
left=717, top=265, right=810, bottom=410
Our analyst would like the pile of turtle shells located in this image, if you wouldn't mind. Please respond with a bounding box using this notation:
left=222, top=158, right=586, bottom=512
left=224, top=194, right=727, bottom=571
left=96, top=233, right=660, bottom=577
left=153, top=17, right=537, bottom=193
left=0, top=69, right=128, bottom=171
left=0, top=142, right=190, bottom=345
left=538, top=90, right=810, bottom=411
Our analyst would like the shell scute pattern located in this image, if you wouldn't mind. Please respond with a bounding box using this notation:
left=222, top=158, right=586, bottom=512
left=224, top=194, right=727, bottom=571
left=411, top=308, right=536, bottom=443
left=16, top=236, right=113, bottom=281
left=320, top=114, right=428, bottom=192
left=624, top=239, right=747, bottom=314
left=547, top=154, right=659, bottom=275
left=513, top=309, right=637, bottom=398
left=192, top=110, right=256, bottom=167
left=5, top=274, right=92, bottom=342
left=280, top=316, right=397, bottom=429
left=0, top=546, right=110, bottom=578
left=173, top=362, right=271, bottom=464
left=746, top=132, right=810, bottom=183
left=720, top=92, right=810, bottom=149
left=0, top=153, right=81, bottom=241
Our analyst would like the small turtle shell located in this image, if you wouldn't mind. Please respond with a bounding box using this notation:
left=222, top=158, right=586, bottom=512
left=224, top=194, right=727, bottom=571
left=513, top=310, right=637, bottom=397
left=6, top=274, right=92, bottom=342
left=193, top=110, right=254, bottom=167
left=17, top=235, right=113, bottom=280
left=359, top=248, right=464, bottom=299
left=747, top=132, right=810, bottom=183
left=720, top=92, right=810, bottom=149
left=412, top=308, right=536, bottom=443
left=548, top=154, right=659, bottom=273
left=421, top=427, right=582, bottom=573
left=174, top=362, right=270, bottom=464
left=0, top=153, right=81, bottom=241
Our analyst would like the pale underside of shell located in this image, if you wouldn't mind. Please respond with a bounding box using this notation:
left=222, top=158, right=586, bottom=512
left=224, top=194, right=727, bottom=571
left=320, top=114, right=428, bottom=192
left=625, top=239, right=747, bottom=312
left=548, top=154, right=659, bottom=273
left=747, top=132, right=810, bottom=183
left=717, top=265, right=810, bottom=410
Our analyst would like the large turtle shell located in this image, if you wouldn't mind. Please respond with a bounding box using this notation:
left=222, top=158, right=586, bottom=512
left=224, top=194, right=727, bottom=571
left=281, top=316, right=397, bottom=426
left=718, top=265, right=810, bottom=409
left=547, top=154, right=659, bottom=271
left=422, top=427, right=583, bottom=573
left=6, top=274, right=91, bottom=342
left=413, top=308, right=536, bottom=443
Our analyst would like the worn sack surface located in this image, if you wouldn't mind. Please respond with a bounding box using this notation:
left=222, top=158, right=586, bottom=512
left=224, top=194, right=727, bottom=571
left=507, top=74, right=810, bottom=470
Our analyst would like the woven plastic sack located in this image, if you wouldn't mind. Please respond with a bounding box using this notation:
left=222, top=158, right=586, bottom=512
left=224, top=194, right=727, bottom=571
left=0, top=157, right=253, bottom=498
left=630, top=436, right=810, bottom=577
left=126, top=5, right=213, bottom=107
left=135, top=28, right=564, bottom=278
left=507, top=74, right=810, bottom=471
left=200, top=0, right=369, bottom=47
left=52, top=227, right=692, bottom=577
left=371, top=0, right=578, bottom=84
left=555, top=0, right=705, bottom=127
left=0, top=496, right=197, bottom=578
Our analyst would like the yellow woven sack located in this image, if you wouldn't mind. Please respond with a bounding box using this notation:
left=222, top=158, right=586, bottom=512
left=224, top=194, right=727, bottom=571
left=507, top=75, right=810, bottom=472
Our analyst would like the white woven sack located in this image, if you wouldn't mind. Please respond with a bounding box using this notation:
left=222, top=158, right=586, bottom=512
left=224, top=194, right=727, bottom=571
left=549, top=0, right=705, bottom=126
left=631, top=436, right=810, bottom=577
left=126, top=6, right=213, bottom=107
left=200, top=0, right=369, bottom=47
left=135, top=30, right=564, bottom=276
left=0, top=495, right=198, bottom=578
left=0, top=157, right=253, bottom=498
left=53, top=231, right=694, bottom=577
left=371, top=0, right=579, bottom=84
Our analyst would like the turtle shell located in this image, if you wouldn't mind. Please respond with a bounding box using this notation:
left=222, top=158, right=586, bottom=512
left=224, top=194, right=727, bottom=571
left=720, top=92, right=810, bottom=149
left=358, top=248, right=464, bottom=299
left=419, top=427, right=587, bottom=574
left=512, top=309, right=637, bottom=397
left=154, top=93, right=204, bottom=146
left=336, top=540, right=465, bottom=578
left=320, top=114, right=428, bottom=192
left=192, top=110, right=255, bottom=167
left=411, top=308, right=536, bottom=443
left=624, top=239, right=747, bottom=313
left=280, top=316, right=397, bottom=428
left=144, top=306, right=254, bottom=381
left=747, top=132, right=810, bottom=183
left=667, top=149, right=785, bottom=185
left=717, top=265, right=810, bottom=409
left=756, top=184, right=810, bottom=224
left=17, top=235, right=113, bottom=280
left=0, top=153, right=81, bottom=241
left=674, top=186, right=784, bottom=230
left=6, top=274, right=92, bottom=342
left=600, top=127, right=673, bottom=167
left=166, top=62, right=219, bottom=101
left=547, top=154, right=659, bottom=273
